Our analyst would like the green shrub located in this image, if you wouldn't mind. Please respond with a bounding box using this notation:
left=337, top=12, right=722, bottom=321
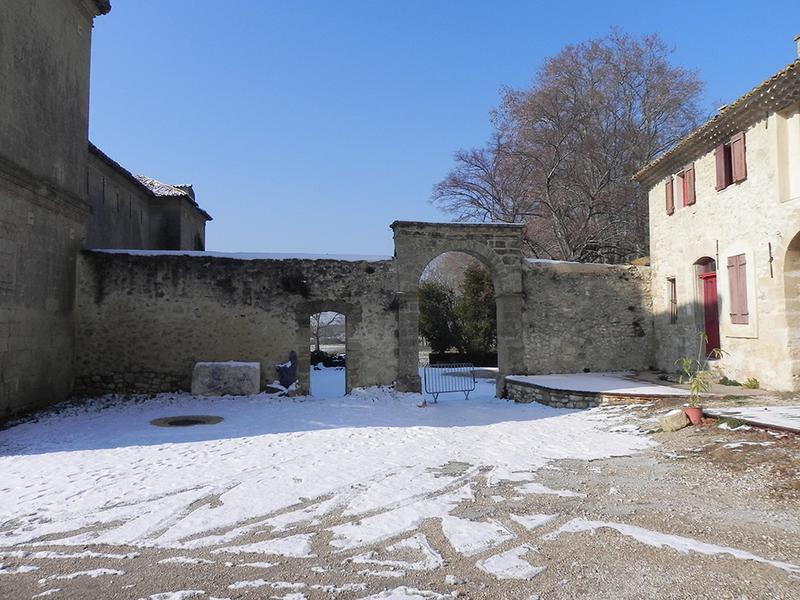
left=718, top=375, right=741, bottom=386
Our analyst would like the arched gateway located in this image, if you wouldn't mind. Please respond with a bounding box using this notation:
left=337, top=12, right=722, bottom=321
left=390, top=221, right=526, bottom=397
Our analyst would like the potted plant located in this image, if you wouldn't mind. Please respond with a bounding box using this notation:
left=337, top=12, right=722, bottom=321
left=675, top=333, right=722, bottom=425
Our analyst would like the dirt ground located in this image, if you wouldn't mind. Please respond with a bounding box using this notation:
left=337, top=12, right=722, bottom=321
left=1, top=398, right=799, bottom=600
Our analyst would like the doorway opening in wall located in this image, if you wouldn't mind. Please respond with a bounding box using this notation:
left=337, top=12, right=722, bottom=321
left=695, top=257, right=721, bottom=357
left=309, top=312, right=346, bottom=397
left=418, top=252, right=498, bottom=371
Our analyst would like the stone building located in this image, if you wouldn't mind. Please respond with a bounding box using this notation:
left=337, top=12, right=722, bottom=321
left=1, top=0, right=210, bottom=419
left=87, top=143, right=211, bottom=251
left=634, top=52, right=800, bottom=390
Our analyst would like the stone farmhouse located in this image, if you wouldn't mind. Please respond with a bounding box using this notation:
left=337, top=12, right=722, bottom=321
left=1, top=1, right=799, bottom=421
left=634, top=51, right=800, bottom=391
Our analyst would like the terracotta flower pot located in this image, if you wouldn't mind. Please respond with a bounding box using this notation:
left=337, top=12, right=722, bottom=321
left=683, top=406, right=703, bottom=425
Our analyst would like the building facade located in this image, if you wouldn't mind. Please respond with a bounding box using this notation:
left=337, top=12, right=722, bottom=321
left=635, top=57, right=800, bottom=390
left=1, top=0, right=210, bottom=419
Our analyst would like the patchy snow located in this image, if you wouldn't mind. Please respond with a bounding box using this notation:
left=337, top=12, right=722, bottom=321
left=515, top=482, right=584, bottom=497
left=722, top=441, right=775, bottom=449
left=544, top=519, right=800, bottom=575
left=357, top=588, right=448, bottom=600
left=349, top=534, right=444, bottom=572
left=0, top=378, right=651, bottom=555
left=0, top=549, right=138, bottom=560
left=439, top=516, right=514, bottom=555
left=228, top=579, right=306, bottom=590
left=157, top=556, right=215, bottom=565
left=0, top=563, right=39, bottom=574
left=510, top=513, right=558, bottom=530
left=212, top=534, right=315, bottom=558
left=138, top=592, right=205, bottom=600
left=31, top=590, right=60, bottom=598
left=475, top=545, right=543, bottom=580
left=39, top=568, right=125, bottom=583
left=506, top=373, right=689, bottom=396
left=237, top=561, right=277, bottom=569
left=705, top=406, right=800, bottom=433
left=311, top=582, right=366, bottom=593
left=93, top=249, right=393, bottom=262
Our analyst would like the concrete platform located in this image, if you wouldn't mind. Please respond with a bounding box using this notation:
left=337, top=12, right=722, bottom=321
left=704, top=406, right=800, bottom=434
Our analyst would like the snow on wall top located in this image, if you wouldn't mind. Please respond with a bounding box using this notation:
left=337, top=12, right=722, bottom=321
left=92, top=249, right=394, bottom=262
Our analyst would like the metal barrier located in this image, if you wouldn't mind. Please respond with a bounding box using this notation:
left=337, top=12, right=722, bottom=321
left=422, top=363, right=476, bottom=404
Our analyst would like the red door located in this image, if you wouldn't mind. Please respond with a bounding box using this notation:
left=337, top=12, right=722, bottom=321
left=699, top=272, right=721, bottom=355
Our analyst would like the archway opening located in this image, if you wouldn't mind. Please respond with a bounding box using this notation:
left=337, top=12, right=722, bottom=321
left=418, top=252, right=498, bottom=389
left=309, top=311, right=346, bottom=397
left=694, top=257, right=721, bottom=357
left=784, top=233, right=800, bottom=388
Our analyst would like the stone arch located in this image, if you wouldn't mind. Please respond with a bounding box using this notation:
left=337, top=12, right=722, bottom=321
left=784, top=232, right=800, bottom=389
left=295, top=300, right=361, bottom=394
left=390, top=221, right=525, bottom=397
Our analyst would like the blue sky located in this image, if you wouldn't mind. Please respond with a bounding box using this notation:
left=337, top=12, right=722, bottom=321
left=89, top=1, right=800, bottom=255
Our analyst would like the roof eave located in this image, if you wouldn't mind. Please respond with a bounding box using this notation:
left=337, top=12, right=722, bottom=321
left=634, top=59, right=800, bottom=188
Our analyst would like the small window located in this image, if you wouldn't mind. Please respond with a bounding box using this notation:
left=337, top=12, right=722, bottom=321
left=667, top=277, right=677, bottom=324
left=727, top=254, right=749, bottom=324
left=665, top=177, right=674, bottom=215
left=715, top=132, right=747, bottom=191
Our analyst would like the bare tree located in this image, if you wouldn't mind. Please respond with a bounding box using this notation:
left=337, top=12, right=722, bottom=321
left=310, top=312, right=343, bottom=353
left=433, top=31, right=704, bottom=263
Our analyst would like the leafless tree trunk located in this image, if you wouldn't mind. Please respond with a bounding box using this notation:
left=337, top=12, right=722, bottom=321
left=310, top=312, right=343, bottom=353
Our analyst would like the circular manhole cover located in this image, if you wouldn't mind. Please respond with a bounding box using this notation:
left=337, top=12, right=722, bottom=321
left=150, top=415, right=224, bottom=428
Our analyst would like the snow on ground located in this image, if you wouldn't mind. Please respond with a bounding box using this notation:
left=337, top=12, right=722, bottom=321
left=543, top=518, right=800, bottom=575
left=439, top=516, right=514, bottom=556
left=0, top=377, right=652, bottom=552
left=310, top=365, right=346, bottom=397
left=506, top=372, right=689, bottom=396
left=475, top=545, right=543, bottom=580
left=704, top=405, right=800, bottom=433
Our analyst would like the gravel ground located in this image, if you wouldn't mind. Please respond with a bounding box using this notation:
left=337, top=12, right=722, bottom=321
left=1, top=399, right=799, bottom=600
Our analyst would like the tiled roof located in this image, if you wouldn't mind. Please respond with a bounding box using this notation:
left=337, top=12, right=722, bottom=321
left=634, top=59, right=800, bottom=188
left=135, top=175, right=191, bottom=198
left=88, top=142, right=211, bottom=221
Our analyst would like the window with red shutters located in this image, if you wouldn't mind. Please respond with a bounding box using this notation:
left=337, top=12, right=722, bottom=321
left=683, top=163, right=696, bottom=205
left=727, top=254, right=749, bottom=324
left=665, top=177, right=674, bottom=215
left=715, top=132, right=746, bottom=191
left=731, top=132, right=747, bottom=183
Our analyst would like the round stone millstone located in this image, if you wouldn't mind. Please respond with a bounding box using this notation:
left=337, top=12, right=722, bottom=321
left=150, top=415, right=224, bottom=428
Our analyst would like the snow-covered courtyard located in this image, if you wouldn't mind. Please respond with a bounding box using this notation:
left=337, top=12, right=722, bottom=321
left=1, top=377, right=799, bottom=599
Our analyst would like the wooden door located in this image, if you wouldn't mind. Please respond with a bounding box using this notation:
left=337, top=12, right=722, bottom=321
left=699, top=272, right=721, bottom=355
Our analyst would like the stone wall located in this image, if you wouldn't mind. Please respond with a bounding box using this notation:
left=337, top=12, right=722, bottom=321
left=0, top=0, right=105, bottom=420
left=521, top=260, right=654, bottom=376
left=75, top=252, right=399, bottom=395
left=647, top=110, right=800, bottom=390
left=506, top=378, right=682, bottom=408
left=86, top=145, right=153, bottom=249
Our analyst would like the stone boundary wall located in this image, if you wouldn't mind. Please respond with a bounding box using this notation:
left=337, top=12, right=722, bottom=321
left=75, top=251, right=399, bottom=396
left=506, top=378, right=686, bottom=408
left=521, top=261, right=654, bottom=377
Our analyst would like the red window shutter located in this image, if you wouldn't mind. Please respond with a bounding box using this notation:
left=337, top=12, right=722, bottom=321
left=731, top=132, right=747, bottom=182
left=684, top=164, right=696, bottom=205
left=665, top=177, right=674, bottom=215
left=714, top=144, right=726, bottom=191
left=727, top=254, right=749, bottom=324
